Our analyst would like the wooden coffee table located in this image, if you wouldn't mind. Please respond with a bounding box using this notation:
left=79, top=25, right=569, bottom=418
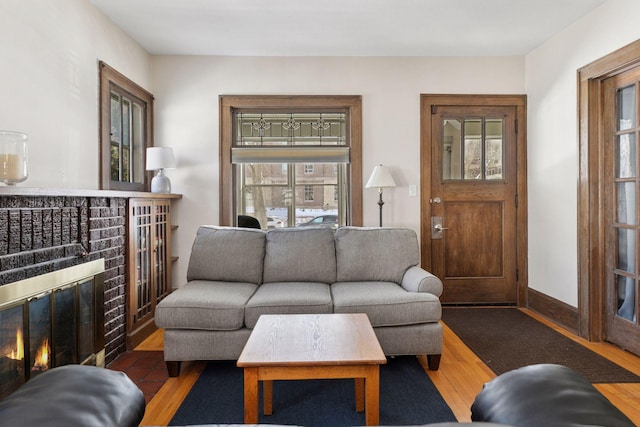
left=237, top=313, right=387, bottom=425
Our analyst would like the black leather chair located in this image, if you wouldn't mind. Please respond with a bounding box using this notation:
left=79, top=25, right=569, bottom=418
left=0, top=364, right=145, bottom=427
left=237, top=215, right=261, bottom=229
left=471, top=364, right=635, bottom=427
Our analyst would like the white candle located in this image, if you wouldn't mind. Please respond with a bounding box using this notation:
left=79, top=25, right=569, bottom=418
left=1, top=153, right=21, bottom=180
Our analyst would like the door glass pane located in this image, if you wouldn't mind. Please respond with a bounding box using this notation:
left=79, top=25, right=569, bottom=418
left=616, top=133, right=636, bottom=178
left=618, top=85, right=635, bottom=131
left=485, top=119, right=503, bottom=180
left=616, top=274, right=637, bottom=321
left=464, top=119, right=482, bottom=180
left=442, top=119, right=461, bottom=179
left=616, top=182, right=636, bottom=224
left=616, top=228, right=636, bottom=274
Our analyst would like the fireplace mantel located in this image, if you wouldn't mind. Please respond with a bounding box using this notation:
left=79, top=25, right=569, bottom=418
left=0, top=187, right=182, bottom=200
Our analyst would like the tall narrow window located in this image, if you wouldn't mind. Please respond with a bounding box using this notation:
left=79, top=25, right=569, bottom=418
left=220, top=96, right=363, bottom=229
left=99, top=62, right=153, bottom=191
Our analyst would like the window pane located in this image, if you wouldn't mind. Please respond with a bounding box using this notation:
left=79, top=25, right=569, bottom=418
left=122, top=148, right=130, bottom=182
left=616, top=228, right=636, bottom=273
left=618, top=85, right=635, bottom=131
left=243, top=163, right=288, bottom=185
left=238, top=162, right=343, bottom=228
left=132, top=102, right=145, bottom=183
left=485, top=119, right=503, bottom=180
left=110, top=92, right=121, bottom=144
left=443, top=119, right=461, bottom=179
left=616, top=182, right=636, bottom=225
left=122, top=99, right=131, bottom=147
left=110, top=145, right=119, bottom=181
left=303, top=185, right=314, bottom=201
left=236, top=112, right=346, bottom=146
left=616, top=133, right=636, bottom=178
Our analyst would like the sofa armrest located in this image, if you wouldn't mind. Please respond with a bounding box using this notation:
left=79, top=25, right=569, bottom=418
left=401, top=266, right=443, bottom=296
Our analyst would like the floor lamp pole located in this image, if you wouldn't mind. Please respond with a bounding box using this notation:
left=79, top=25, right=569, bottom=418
left=377, top=188, right=384, bottom=227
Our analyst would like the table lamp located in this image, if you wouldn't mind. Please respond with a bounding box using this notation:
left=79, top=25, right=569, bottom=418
left=146, top=147, right=176, bottom=193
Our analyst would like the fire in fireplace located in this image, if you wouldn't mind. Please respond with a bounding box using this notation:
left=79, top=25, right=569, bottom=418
left=0, top=259, right=105, bottom=399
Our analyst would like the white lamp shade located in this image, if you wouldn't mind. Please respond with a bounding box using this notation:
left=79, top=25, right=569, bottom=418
left=365, top=164, right=396, bottom=188
left=146, top=147, right=176, bottom=171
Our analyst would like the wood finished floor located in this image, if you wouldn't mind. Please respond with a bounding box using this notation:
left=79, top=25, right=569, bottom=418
left=136, top=308, right=640, bottom=426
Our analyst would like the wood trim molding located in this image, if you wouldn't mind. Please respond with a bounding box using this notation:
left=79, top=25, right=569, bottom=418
left=577, top=39, right=640, bottom=341
left=527, top=288, right=579, bottom=335
left=218, top=95, right=363, bottom=227
left=420, top=94, right=528, bottom=306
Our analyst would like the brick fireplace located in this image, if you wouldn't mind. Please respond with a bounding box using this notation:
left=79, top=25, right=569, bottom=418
left=0, top=259, right=105, bottom=399
left=0, top=192, right=128, bottom=365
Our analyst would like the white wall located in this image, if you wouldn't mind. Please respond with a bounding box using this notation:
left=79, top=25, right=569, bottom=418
left=0, top=0, right=151, bottom=188
left=10, top=0, right=639, bottom=309
left=151, top=56, right=525, bottom=287
left=526, top=0, right=640, bottom=306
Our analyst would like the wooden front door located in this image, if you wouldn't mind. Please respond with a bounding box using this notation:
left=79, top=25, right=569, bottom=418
left=421, top=95, right=526, bottom=304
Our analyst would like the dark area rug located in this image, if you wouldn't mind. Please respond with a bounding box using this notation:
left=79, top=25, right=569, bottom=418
left=442, top=307, right=640, bottom=383
left=169, top=356, right=456, bottom=426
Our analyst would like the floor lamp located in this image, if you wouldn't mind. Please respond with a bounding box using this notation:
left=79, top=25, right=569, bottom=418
left=365, top=164, right=396, bottom=227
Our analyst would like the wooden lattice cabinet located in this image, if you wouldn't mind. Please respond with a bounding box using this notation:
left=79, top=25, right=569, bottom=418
left=127, top=198, right=173, bottom=349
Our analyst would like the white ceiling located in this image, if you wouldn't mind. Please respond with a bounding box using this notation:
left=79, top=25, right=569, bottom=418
left=90, top=0, right=606, bottom=57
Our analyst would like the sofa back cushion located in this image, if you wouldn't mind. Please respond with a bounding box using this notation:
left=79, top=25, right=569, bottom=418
left=187, top=226, right=266, bottom=284
left=263, top=227, right=337, bottom=284
left=335, top=227, right=419, bottom=284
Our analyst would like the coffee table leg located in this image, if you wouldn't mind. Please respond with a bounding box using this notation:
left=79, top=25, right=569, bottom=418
left=243, top=368, right=259, bottom=424
left=263, top=380, right=273, bottom=415
left=354, top=378, right=364, bottom=412
left=364, top=366, right=380, bottom=426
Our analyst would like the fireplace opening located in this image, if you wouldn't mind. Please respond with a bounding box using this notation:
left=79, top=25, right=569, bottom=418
left=0, top=259, right=105, bottom=399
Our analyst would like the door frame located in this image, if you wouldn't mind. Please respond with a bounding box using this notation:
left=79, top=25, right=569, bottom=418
left=420, top=94, right=528, bottom=307
left=578, top=39, right=640, bottom=342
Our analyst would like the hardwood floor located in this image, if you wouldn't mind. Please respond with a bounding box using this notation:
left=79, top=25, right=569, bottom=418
left=137, top=308, right=640, bottom=426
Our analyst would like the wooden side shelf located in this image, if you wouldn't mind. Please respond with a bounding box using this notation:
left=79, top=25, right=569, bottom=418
left=127, top=198, right=174, bottom=350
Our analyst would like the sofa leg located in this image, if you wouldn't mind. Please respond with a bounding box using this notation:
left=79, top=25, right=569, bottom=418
left=166, top=361, right=181, bottom=377
left=427, top=354, right=441, bottom=370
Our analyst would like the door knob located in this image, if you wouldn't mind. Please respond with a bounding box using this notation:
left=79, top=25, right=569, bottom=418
left=431, top=216, right=449, bottom=239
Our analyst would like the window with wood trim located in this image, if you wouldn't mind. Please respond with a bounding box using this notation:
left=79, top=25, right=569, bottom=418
left=219, top=95, right=363, bottom=228
left=99, top=61, right=153, bottom=191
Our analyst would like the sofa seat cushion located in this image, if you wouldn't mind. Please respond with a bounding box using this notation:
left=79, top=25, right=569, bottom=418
left=331, top=281, right=441, bottom=327
left=263, top=227, right=337, bottom=284
left=155, top=280, right=258, bottom=331
left=245, top=282, right=333, bottom=328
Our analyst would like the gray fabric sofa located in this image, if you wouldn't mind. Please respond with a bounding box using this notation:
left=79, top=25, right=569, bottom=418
left=155, top=226, right=443, bottom=376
